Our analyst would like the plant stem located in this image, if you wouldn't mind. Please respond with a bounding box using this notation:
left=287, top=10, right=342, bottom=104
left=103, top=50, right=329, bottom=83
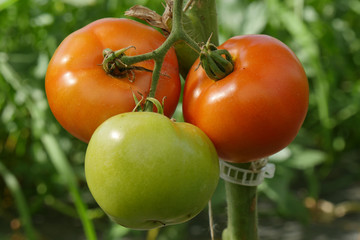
left=172, top=0, right=184, bottom=31
left=146, top=59, right=163, bottom=111
left=119, top=0, right=223, bottom=104
left=172, top=0, right=219, bottom=77
left=222, top=163, right=259, bottom=240
left=120, top=0, right=201, bottom=111
left=118, top=0, right=228, bottom=110
left=208, top=200, right=215, bottom=240
left=146, top=228, right=160, bottom=240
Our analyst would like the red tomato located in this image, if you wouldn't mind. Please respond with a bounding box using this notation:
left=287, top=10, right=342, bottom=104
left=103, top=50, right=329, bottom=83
left=46, top=18, right=180, bottom=142
left=183, top=35, right=309, bottom=163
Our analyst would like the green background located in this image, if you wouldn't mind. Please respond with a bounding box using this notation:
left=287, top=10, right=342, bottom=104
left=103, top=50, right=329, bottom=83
left=1, top=0, right=359, bottom=239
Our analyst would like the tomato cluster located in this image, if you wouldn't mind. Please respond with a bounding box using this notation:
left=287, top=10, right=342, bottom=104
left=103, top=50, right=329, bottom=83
left=46, top=18, right=219, bottom=229
left=46, top=17, right=308, bottom=229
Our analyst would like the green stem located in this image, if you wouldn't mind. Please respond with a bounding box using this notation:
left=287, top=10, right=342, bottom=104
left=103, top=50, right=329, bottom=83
left=120, top=51, right=154, bottom=66
left=173, top=0, right=219, bottom=77
left=146, top=228, right=160, bottom=240
left=222, top=163, right=259, bottom=240
left=172, top=0, right=184, bottom=31
left=121, top=0, right=201, bottom=111
left=113, top=0, right=225, bottom=110
left=118, top=0, right=223, bottom=104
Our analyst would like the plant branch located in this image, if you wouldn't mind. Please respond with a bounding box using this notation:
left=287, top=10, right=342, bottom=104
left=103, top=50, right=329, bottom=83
left=115, top=0, right=223, bottom=109
left=222, top=162, right=260, bottom=240
left=119, top=0, right=201, bottom=111
left=223, top=182, right=258, bottom=240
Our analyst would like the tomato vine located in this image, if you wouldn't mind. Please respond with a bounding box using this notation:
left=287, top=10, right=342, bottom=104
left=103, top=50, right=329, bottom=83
left=45, top=0, right=308, bottom=239
left=98, top=1, right=265, bottom=240
left=104, top=0, right=234, bottom=112
left=111, top=0, right=200, bottom=112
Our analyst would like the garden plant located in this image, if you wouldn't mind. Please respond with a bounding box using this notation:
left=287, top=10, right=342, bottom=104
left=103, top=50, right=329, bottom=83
left=45, top=0, right=309, bottom=239
left=1, top=0, right=360, bottom=240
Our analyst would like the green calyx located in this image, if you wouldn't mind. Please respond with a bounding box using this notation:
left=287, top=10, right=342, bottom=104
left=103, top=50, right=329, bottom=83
left=102, top=47, right=152, bottom=81
left=199, top=40, right=234, bottom=81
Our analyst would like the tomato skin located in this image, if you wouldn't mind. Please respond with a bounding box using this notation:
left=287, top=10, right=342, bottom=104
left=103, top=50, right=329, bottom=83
left=183, top=35, right=309, bottom=163
left=45, top=18, right=180, bottom=142
left=85, top=112, right=219, bottom=230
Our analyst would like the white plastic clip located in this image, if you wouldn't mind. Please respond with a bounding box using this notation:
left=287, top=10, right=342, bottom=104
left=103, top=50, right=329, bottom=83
left=219, top=158, right=275, bottom=186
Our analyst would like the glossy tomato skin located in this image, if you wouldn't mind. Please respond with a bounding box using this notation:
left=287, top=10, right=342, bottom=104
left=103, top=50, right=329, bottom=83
left=45, top=18, right=180, bottom=142
left=85, top=112, right=219, bottom=230
left=183, top=35, right=309, bottom=163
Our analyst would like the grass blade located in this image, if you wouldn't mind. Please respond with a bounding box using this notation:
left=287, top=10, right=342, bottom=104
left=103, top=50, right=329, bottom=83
left=0, top=56, right=97, bottom=240
left=0, top=161, right=38, bottom=240
left=41, top=133, right=98, bottom=240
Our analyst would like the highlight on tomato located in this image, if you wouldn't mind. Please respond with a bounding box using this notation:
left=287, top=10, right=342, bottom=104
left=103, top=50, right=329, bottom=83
left=45, top=18, right=181, bottom=142
left=183, top=34, right=309, bottom=163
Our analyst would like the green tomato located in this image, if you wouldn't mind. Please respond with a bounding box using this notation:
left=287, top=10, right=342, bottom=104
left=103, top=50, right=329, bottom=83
left=85, top=112, right=219, bottom=230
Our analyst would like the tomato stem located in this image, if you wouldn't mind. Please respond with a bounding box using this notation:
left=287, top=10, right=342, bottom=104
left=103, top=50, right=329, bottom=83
left=222, top=162, right=259, bottom=240
left=103, top=0, right=229, bottom=111
left=173, top=0, right=220, bottom=77
left=102, top=47, right=154, bottom=81
left=120, top=0, right=201, bottom=112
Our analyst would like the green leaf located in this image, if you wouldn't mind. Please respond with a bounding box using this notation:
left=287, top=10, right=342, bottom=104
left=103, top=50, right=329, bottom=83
left=260, top=166, right=309, bottom=221
left=60, top=0, right=96, bottom=7
left=241, top=2, right=267, bottom=34
left=0, top=0, right=18, bottom=11
left=285, top=149, right=326, bottom=170
left=218, top=0, right=267, bottom=40
left=41, top=134, right=97, bottom=240
left=270, top=147, right=292, bottom=163
left=105, top=223, right=131, bottom=240
left=0, top=162, right=38, bottom=240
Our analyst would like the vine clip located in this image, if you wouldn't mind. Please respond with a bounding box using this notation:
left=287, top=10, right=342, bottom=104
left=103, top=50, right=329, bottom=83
left=219, top=158, right=276, bottom=186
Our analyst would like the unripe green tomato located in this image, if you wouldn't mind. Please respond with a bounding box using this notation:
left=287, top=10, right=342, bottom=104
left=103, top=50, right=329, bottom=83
left=85, top=112, right=219, bottom=230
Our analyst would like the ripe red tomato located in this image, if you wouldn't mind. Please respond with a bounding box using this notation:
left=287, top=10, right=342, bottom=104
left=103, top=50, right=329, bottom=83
left=183, top=35, right=309, bottom=163
left=46, top=18, right=180, bottom=142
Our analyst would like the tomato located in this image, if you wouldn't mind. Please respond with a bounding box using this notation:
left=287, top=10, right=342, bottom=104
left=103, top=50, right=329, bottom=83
left=45, top=18, right=180, bottom=142
left=183, top=35, right=309, bottom=163
left=85, top=112, right=219, bottom=230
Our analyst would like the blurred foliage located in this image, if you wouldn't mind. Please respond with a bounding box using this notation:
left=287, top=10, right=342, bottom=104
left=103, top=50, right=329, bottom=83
left=0, top=0, right=360, bottom=239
